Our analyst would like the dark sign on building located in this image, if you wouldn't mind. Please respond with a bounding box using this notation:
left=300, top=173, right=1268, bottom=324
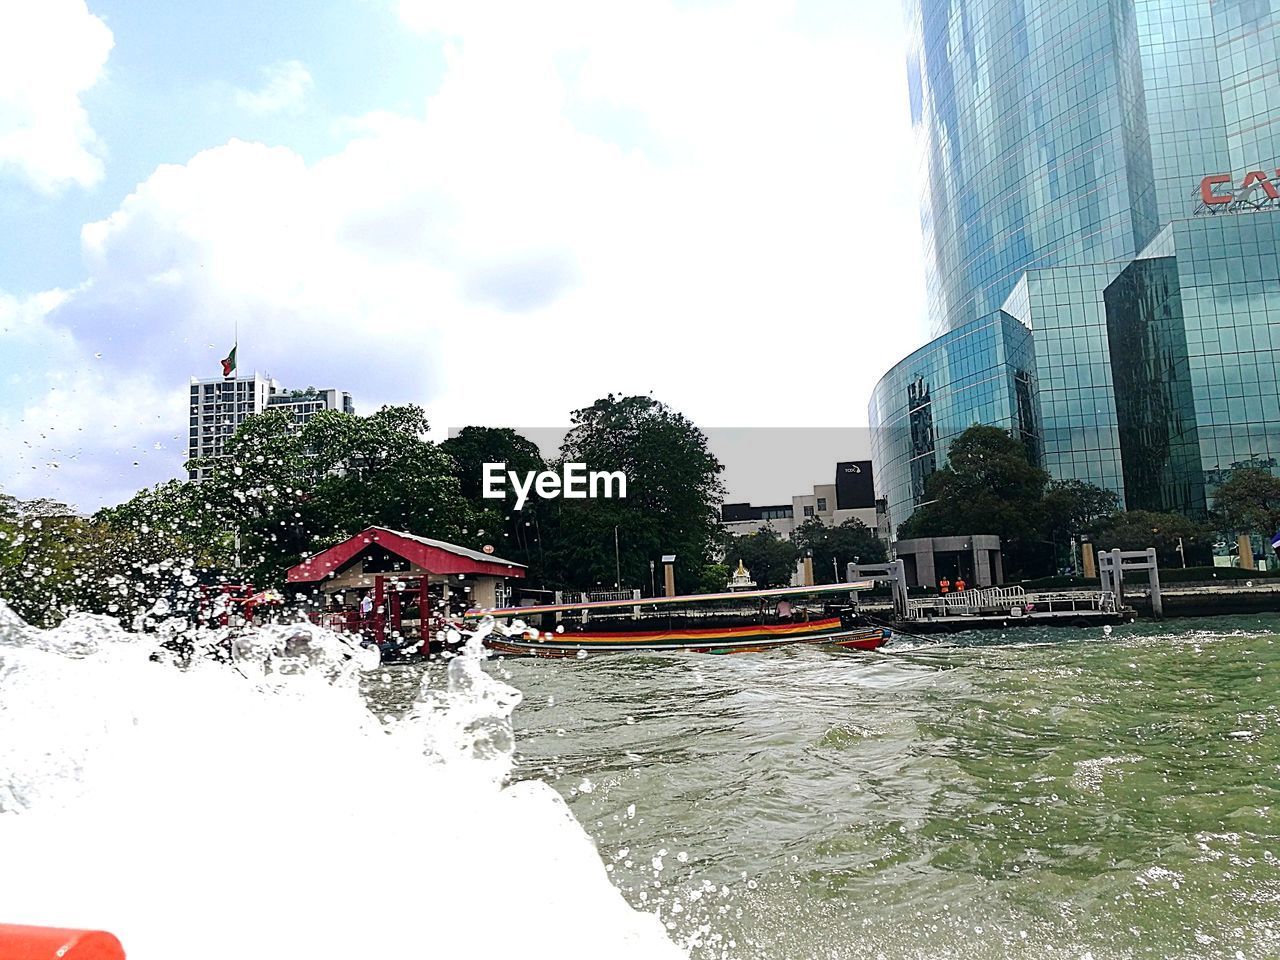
left=721, top=503, right=793, bottom=523
left=835, top=460, right=875, bottom=510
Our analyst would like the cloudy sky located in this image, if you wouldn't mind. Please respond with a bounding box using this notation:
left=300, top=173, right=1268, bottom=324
left=0, top=0, right=926, bottom=511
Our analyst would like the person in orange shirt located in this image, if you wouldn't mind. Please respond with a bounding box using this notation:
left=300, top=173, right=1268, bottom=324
left=955, top=577, right=966, bottom=592
left=939, top=578, right=950, bottom=594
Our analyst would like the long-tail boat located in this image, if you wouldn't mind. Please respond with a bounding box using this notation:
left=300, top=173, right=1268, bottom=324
left=465, top=582, right=891, bottom=658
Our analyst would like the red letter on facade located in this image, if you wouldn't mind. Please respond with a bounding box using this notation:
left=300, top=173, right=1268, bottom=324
left=1240, top=170, right=1279, bottom=200
left=1200, top=174, right=1233, bottom=205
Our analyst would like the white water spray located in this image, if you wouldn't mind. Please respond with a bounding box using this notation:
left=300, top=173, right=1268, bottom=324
left=0, top=601, right=683, bottom=959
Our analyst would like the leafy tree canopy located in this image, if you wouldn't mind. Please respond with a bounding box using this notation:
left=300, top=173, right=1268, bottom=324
left=897, top=425, right=1125, bottom=578
left=440, top=427, right=546, bottom=501
left=303, top=405, right=472, bottom=547
left=0, top=489, right=204, bottom=628
left=184, top=405, right=476, bottom=586
left=793, top=517, right=887, bottom=584
left=1212, top=467, right=1280, bottom=542
left=1042, top=479, right=1121, bottom=538
left=898, top=425, right=1048, bottom=545
left=1092, top=510, right=1214, bottom=567
left=440, top=426, right=551, bottom=576
left=544, top=394, right=726, bottom=593
left=721, top=527, right=799, bottom=589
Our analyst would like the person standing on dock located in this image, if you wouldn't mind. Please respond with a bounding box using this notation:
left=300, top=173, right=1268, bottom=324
left=955, top=577, right=966, bottom=592
left=939, top=578, right=950, bottom=594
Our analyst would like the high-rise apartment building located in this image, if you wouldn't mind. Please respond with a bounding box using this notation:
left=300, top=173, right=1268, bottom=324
left=871, top=0, right=1280, bottom=533
left=187, top=375, right=355, bottom=480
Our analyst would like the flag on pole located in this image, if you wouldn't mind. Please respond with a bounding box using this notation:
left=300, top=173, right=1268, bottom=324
left=221, top=344, right=237, bottom=378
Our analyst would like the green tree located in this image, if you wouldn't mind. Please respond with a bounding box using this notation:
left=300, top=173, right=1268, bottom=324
left=0, top=492, right=19, bottom=574
left=794, top=518, right=887, bottom=584
left=440, top=426, right=549, bottom=574
left=1042, top=479, right=1121, bottom=538
left=1040, top=478, right=1121, bottom=569
left=192, top=409, right=314, bottom=585
left=183, top=405, right=482, bottom=586
left=898, top=425, right=1051, bottom=577
left=545, top=395, right=725, bottom=593
left=0, top=485, right=226, bottom=627
left=303, top=405, right=473, bottom=549
left=1092, top=510, right=1214, bottom=567
left=440, top=427, right=546, bottom=500
left=0, top=497, right=85, bottom=625
left=721, top=527, right=800, bottom=588
left=98, top=479, right=232, bottom=571
left=1212, top=467, right=1280, bottom=550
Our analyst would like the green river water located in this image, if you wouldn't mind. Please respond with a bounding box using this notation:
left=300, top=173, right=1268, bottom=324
left=369, top=616, right=1280, bottom=959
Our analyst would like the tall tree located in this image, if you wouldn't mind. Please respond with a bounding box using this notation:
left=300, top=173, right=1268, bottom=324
left=303, top=405, right=473, bottom=547
left=1092, top=510, right=1213, bottom=567
left=898, top=425, right=1052, bottom=577
left=0, top=496, right=83, bottom=625
left=188, top=404, right=477, bottom=586
left=793, top=518, right=887, bottom=584
left=1042, top=479, right=1121, bottom=538
left=546, top=395, right=725, bottom=593
left=440, top=426, right=549, bottom=574
left=192, top=409, right=313, bottom=585
left=98, top=479, right=232, bottom=571
left=721, top=527, right=800, bottom=589
left=440, top=427, right=547, bottom=500
left=1213, top=467, right=1280, bottom=548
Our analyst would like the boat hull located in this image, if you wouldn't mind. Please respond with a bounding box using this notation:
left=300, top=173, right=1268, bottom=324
left=483, top=617, right=891, bottom=658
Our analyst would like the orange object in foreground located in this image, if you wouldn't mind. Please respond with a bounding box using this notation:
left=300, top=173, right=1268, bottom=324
left=0, top=925, right=125, bottom=960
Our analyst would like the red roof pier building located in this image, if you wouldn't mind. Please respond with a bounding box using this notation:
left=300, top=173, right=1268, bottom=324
left=286, top=526, right=526, bottom=653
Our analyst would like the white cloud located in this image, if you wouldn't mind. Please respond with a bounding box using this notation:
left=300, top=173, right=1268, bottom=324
left=5, top=0, right=926, bottom=511
left=0, top=0, right=113, bottom=193
left=234, top=60, right=314, bottom=115
left=0, top=290, right=179, bottom=509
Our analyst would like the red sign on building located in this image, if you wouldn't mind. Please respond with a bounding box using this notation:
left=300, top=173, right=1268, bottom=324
left=1197, top=171, right=1280, bottom=213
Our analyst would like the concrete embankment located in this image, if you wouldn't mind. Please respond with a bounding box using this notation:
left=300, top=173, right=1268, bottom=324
left=861, top=579, right=1280, bottom=629
left=1121, top=580, right=1280, bottom=618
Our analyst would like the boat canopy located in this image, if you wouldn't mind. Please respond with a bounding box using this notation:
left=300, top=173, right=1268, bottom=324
left=466, top=581, right=876, bottom=619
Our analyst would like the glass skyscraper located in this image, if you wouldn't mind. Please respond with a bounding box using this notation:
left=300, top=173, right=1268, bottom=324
left=871, top=0, right=1280, bottom=533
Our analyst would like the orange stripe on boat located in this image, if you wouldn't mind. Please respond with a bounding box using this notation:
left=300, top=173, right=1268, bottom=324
left=525, top=617, right=845, bottom=644
left=0, top=925, right=126, bottom=960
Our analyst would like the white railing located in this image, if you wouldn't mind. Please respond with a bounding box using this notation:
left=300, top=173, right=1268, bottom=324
left=918, top=585, right=1026, bottom=613
left=907, top=587, right=1119, bottom=620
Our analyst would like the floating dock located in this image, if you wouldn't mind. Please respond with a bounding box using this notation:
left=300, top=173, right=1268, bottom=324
left=848, top=561, right=1137, bottom=633
left=862, top=585, right=1134, bottom=633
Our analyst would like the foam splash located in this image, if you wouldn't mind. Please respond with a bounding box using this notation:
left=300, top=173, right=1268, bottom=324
left=0, top=600, right=683, bottom=959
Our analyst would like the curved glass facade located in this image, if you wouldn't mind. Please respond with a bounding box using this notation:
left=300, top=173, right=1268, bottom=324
left=875, top=0, right=1280, bottom=532
left=869, top=312, right=1038, bottom=528
left=908, top=0, right=1158, bottom=337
